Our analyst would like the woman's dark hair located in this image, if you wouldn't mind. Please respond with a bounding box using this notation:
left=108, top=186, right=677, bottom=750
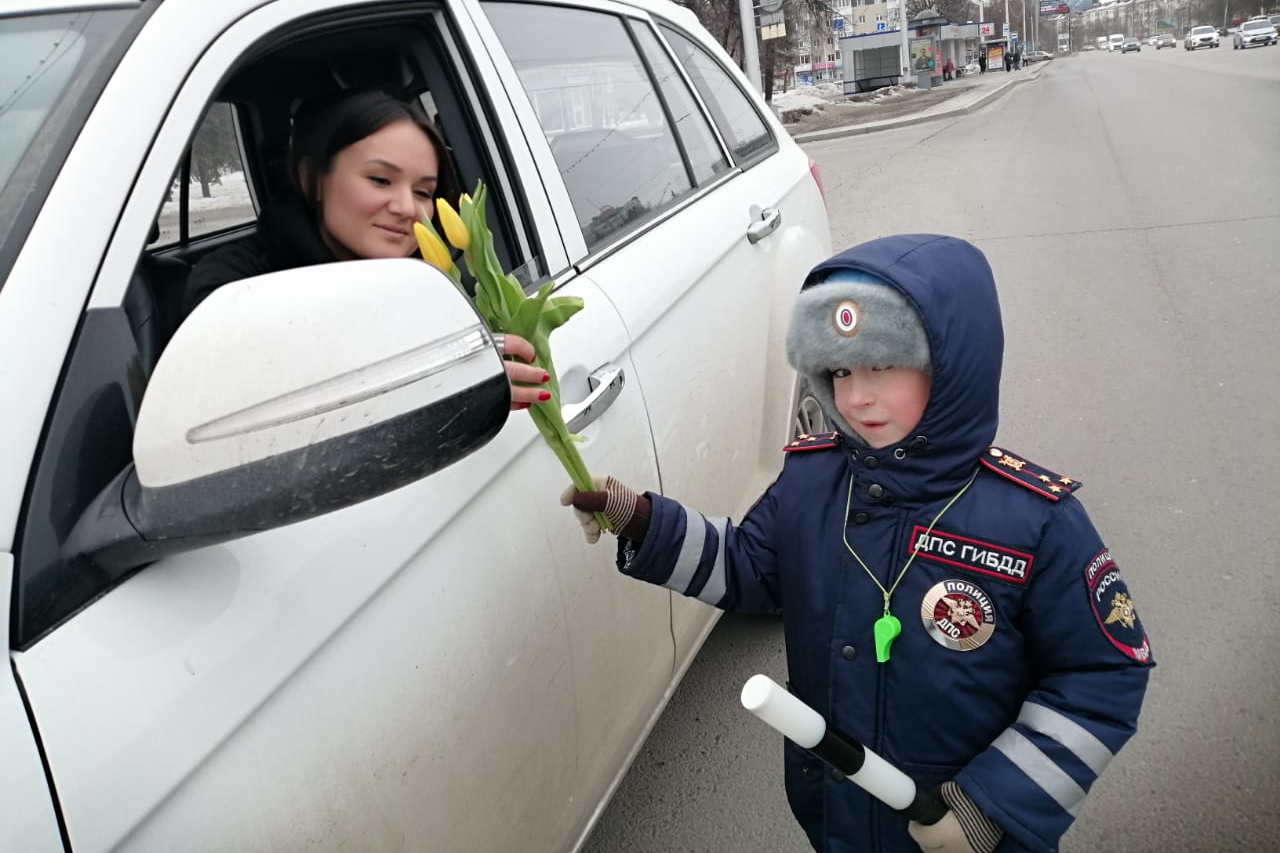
left=287, top=90, right=461, bottom=228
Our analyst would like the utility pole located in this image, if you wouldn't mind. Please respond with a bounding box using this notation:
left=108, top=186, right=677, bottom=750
left=1005, top=0, right=1011, bottom=59
left=893, top=0, right=910, bottom=79
left=739, top=0, right=763, bottom=94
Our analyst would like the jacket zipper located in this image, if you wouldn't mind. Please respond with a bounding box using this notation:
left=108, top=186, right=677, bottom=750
left=872, top=506, right=911, bottom=853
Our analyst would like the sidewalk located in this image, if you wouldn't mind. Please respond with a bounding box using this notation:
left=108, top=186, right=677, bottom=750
left=788, top=62, right=1048, bottom=143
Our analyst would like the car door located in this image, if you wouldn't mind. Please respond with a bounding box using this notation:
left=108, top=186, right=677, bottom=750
left=7, top=2, right=670, bottom=851
left=479, top=0, right=831, bottom=659
left=0, top=563, right=61, bottom=853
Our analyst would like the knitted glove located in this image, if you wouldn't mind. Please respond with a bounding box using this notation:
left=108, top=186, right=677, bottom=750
left=559, top=476, right=651, bottom=543
left=907, top=782, right=1003, bottom=853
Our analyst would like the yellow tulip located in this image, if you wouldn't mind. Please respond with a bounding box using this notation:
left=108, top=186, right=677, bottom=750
left=413, top=221, right=452, bottom=272
left=436, top=198, right=471, bottom=250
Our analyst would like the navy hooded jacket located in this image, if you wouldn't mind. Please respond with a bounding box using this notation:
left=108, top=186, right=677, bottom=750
left=615, top=235, right=1152, bottom=853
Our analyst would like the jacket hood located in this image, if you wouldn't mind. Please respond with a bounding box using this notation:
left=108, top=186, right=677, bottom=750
left=800, top=234, right=1003, bottom=502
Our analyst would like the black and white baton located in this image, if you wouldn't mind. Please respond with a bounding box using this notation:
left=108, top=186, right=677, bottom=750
left=740, top=674, right=949, bottom=826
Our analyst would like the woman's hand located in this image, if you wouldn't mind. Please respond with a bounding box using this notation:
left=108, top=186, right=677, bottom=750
left=496, top=333, right=550, bottom=411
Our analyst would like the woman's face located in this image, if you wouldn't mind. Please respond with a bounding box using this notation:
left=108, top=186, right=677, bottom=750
left=316, top=119, right=440, bottom=260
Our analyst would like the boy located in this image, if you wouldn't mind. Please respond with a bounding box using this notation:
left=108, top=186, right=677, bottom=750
left=563, top=234, right=1152, bottom=853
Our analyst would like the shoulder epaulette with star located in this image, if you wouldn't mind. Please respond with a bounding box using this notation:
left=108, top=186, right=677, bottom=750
left=980, top=447, right=1082, bottom=501
left=783, top=432, right=839, bottom=453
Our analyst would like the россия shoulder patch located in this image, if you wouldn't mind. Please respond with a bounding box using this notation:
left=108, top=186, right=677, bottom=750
left=783, top=432, right=839, bottom=453
left=980, top=447, right=1082, bottom=501
left=1085, top=549, right=1153, bottom=665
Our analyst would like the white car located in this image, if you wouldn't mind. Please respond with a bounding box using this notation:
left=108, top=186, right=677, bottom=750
left=1185, top=25, right=1221, bottom=49
left=0, top=1, right=832, bottom=851
left=1234, top=19, right=1279, bottom=48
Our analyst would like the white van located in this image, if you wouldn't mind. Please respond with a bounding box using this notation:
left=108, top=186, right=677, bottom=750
left=1108, top=33, right=1126, bottom=51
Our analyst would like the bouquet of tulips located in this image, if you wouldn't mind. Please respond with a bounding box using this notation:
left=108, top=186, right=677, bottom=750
left=414, top=181, right=609, bottom=531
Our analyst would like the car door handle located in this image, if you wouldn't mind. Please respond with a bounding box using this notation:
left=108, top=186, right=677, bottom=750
left=562, top=364, right=625, bottom=433
left=746, top=206, right=782, bottom=244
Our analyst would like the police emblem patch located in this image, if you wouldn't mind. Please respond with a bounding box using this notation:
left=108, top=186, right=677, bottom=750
left=833, top=300, right=862, bottom=337
left=920, top=579, right=996, bottom=651
left=1084, top=550, right=1152, bottom=665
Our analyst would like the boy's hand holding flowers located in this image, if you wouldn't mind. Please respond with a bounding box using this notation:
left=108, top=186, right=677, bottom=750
left=560, top=477, right=650, bottom=543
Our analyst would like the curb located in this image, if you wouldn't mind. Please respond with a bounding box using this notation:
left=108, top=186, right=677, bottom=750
left=791, top=66, right=1045, bottom=143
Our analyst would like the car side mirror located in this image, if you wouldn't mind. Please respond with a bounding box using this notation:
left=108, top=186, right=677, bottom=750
left=65, top=258, right=509, bottom=570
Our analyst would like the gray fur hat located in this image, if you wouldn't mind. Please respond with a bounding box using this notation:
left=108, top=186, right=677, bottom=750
left=786, top=270, right=931, bottom=437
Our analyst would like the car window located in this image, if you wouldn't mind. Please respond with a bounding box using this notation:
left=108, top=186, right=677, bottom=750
left=658, top=23, right=776, bottom=167
left=485, top=3, right=698, bottom=251
left=153, top=102, right=257, bottom=246
left=0, top=9, right=133, bottom=287
left=630, top=23, right=730, bottom=187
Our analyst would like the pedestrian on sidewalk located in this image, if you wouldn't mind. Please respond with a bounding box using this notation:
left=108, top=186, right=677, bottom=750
left=1004, top=50, right=1012, bottom=72
left=978, top=50, right=987, bottom=74
left=562, top=234, right=1155, bottom=853
left=943, top=58, right=955, bottom=81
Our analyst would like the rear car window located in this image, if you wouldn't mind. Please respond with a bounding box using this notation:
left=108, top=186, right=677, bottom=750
left=658, top=23, right=775, bottom=167
left=153, top=102, right=257, bottom=246
left=486, top=2, right=698, bottom=251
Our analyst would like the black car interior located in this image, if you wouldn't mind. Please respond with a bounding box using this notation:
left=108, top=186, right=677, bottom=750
left=123, top=9, right=530, bottom=378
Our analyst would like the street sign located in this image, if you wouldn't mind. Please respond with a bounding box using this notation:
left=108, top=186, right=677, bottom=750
left=1002, top=22, right=1010, bottom=36
left=876, top=21, right=887, bottom=31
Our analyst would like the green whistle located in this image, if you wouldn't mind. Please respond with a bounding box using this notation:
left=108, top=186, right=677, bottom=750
left=873, top=613, right=902, bottom=663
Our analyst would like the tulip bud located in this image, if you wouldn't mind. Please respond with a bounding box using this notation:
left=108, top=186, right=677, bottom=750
left=413, top=221, right=453, bottom=272
left=435, top=198, right=471, bottom=250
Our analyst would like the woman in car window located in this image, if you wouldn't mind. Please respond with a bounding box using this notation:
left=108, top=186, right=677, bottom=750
left=184, top=90, right=548, bottom=409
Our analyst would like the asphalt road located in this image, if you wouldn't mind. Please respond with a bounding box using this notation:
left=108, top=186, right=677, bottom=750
left=582, top=45, right=1280, bottom=853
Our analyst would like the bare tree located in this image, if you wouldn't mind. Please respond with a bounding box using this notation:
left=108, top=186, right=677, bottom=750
left=674, top=0, right=745, bottom=63
left=906, top=0, right=980, bottom=24
left=189, top=103, right=241, bottom=199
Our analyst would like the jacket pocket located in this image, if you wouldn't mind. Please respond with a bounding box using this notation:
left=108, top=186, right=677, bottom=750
left=783, top=739, right=825, bottom=851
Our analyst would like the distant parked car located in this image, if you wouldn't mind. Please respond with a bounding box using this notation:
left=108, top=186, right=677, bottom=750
left=1185, top=25, right=1221, bottom=49
left=1023, top=50, right=1054, bottom=63
left=1155, top=33, right=1176, bottom=49
left=1120, top=38, right=1141, bottom=52
left=1234, top=19, right=1279, bottom=48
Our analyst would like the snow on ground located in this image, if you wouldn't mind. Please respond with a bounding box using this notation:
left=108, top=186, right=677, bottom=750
left=770, top=82, right=844, bottom=110
left=770, top=80, right=922, bottom=118
left=159, top=169, right=253, bottom=218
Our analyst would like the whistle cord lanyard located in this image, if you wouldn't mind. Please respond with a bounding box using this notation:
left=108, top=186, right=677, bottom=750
left=841, top=466, right=979, bottom=662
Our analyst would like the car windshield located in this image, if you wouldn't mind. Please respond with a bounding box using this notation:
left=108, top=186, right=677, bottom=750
left=1191, top=26, right=1215, bottom=34
left=1242, top=22, right=1269, bottom=31
left=0, top=10, right=130, bottom=269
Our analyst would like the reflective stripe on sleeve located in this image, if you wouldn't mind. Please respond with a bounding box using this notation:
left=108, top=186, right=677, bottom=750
left=992, top=729, right=1086, bottom=817
left=694, top=517, right=730, bottom=606
left=664, top=506, right=708, bottom=595
left=1017, top=702, right=1113, bottom=777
